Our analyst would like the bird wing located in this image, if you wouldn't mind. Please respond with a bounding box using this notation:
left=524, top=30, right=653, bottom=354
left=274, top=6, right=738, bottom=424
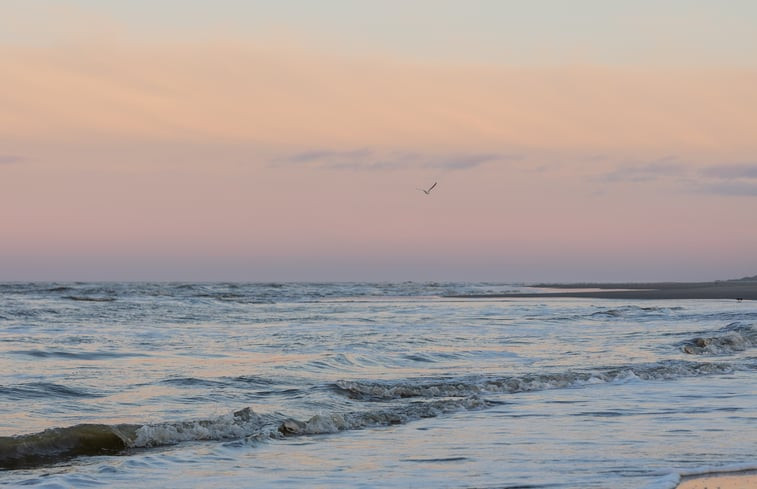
left=427, top=182, right=437, bottom=192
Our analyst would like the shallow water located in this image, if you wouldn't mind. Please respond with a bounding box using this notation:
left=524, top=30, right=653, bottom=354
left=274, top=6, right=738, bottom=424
left=1, top=282, right=755, bottom=488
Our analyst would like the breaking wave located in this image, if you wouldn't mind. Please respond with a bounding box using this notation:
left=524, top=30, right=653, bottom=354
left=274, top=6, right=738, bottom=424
left=277, top=398, right=491, bottom=436
left=0, top=408, right=270, bottom=470
left=129, top=407, right=274, bottom=447
left=0, top=424, right=135, bottom=470
left=589, top=305, right=684, bottom=318
left=680, top=322, right=757, bottom=355
left=0, top=399, right=491, bottom=470
left=333, top=360, right=742, bottom=400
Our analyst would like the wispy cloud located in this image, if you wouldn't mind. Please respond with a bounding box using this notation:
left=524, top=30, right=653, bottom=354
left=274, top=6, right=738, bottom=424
left=426, top=153, right=506, bottom=170
left=598, top=157, right=686, bottom=182
left=288, top=148, right=374, bottom=164
left=700, top=164, right=757, bottom=180
left=592, top=157, right=757, bottom=198
left=278, top=148, right=513, bottom=171
left=697, top=181, right=757, bottom=196
left=0, top=155, right=24, bottom=165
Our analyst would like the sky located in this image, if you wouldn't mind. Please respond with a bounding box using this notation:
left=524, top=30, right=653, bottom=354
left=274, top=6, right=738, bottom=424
left=2, top=1, right=757, bottom=282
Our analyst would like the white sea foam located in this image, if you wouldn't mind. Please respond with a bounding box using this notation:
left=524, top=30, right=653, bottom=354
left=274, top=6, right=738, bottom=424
left=679, top=462, right=757, bottom=477
left=130, top=408, right=273, bottom=448
left=125, top=398, right=494, bottom=449
left=640, top=472, right=681, bottom=489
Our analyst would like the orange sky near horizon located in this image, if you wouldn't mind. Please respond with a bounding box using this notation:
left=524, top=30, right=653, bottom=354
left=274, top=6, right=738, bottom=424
left=2, top=5, right=757, bottom=281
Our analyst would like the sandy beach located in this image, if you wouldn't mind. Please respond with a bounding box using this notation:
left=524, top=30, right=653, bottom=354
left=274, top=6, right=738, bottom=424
left=453, top=278, right=757, bottom=301
left=676, top=470, right=757, bottom=489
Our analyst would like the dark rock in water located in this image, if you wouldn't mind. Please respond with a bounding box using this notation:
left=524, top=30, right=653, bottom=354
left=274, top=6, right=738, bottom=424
left=278, top=419, right=306, bottom=436
left=681, top=337, right=712, bottom=354
left=233, top=407, right=254, bottom=421
left=694, top=338, right=711, bottom=347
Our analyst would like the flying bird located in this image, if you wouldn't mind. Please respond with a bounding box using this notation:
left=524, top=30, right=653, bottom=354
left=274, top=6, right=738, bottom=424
left=417, top=182, right=437, bottom=195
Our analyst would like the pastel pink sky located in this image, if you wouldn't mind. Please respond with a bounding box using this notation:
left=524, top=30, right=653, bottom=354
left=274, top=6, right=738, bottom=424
left=2, top=2, right=757, bottom=281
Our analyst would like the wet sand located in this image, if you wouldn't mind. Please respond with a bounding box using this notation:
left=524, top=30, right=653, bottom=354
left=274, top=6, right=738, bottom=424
left=453, top=279, right=757, bottom=300
left=676, top=470, right=757, bottom=489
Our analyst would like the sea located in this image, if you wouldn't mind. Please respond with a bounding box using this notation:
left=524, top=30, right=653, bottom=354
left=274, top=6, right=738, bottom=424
left=0, top=282, right=755, bottom=489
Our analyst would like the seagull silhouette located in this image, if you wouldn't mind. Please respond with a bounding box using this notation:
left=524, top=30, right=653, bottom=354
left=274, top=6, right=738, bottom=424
left=417, top=182, right=437, bottom=195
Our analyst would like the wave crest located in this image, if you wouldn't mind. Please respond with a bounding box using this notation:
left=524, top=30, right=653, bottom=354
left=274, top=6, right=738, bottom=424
left=0, top=399, right=493, bottom=470
left=680, top=322, right=757, bottom=355
left=278, top=398, right=491, bottom=436
left=0, top=424, right=135, bottom=470
left=131, top=407, right=271, bottom=447
left=334, top=360, right=740, bottom=400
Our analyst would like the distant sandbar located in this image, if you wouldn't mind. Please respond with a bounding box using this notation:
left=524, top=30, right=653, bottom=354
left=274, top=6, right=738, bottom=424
left=452, top=279, right=757, bottom=301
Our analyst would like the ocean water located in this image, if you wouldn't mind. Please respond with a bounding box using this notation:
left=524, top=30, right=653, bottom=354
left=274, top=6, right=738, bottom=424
left=0, top=282, right=755, bottom=489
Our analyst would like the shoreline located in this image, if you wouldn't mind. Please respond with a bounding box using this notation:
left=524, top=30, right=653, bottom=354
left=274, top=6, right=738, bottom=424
left=676, top=470, right=757, bottom=489
left=451, top=280, right=757, bottom=300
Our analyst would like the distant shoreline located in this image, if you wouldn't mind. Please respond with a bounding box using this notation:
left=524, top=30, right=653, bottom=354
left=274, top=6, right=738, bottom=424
left=451, top=280, right=757, bottom=300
